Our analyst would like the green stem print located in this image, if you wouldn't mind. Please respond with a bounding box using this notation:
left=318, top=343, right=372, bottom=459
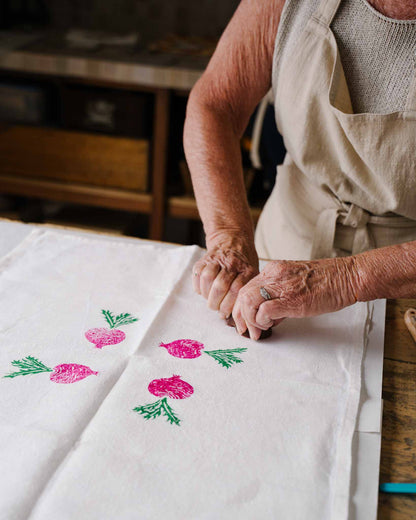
left=204, top=348, right=247, bottom=369
left=3, top=355, right=53, bottom=378
left=101, top=309, right=138, bottom=329
left=133, top=397, right=181, bottom=426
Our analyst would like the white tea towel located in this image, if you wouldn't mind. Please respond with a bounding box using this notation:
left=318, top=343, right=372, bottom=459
left=25, top=244, right=370, bottom=520
left=0, top=230, right=199, bottom=520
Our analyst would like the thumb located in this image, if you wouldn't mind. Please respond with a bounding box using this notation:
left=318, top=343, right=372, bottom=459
left=255, top=300, right=286, bottom=329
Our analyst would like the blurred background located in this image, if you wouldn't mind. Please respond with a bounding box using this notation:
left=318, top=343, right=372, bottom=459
left=0, top=0, right=285, bottom=246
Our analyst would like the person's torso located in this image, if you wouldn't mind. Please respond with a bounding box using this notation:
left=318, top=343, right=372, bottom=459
left=275, top=0, right=416, bottom=114
left=271, top=0, right=416, bottom=220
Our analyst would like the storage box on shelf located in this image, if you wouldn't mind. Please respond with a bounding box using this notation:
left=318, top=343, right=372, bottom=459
left=0, top=126, right=149, bottom=190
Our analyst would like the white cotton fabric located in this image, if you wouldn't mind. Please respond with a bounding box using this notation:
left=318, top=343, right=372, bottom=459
left=0, top=230, right=199, bottom=520
left=0, top=230, right=372, bottom=519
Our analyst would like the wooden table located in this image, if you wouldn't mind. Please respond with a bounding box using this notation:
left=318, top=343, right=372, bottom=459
left=379, top=299, right=416, bottom=519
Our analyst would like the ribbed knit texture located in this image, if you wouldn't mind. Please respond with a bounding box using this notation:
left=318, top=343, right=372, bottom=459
left=274, top=0, right=416, bottom=114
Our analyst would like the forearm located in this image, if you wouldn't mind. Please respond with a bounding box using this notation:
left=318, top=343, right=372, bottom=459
left=184, top=90, right=254, bottom=248
left=351, top=240, right=416, bottom=300
left=183, top=0, right=283, bottom=249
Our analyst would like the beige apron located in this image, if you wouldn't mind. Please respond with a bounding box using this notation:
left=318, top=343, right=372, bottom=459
left=255, top=0, right=416, bottom=261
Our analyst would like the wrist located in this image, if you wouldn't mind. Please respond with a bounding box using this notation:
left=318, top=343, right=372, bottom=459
left=206, top=228, right=254, bottom=250
left=205, top=230, right=258, bottom=267
left=334, top=256, right=362, bottom=306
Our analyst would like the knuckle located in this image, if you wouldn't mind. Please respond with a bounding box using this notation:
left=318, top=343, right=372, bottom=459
left=200, top=268, right=213, bottom=283
left=195, top=257, right=207, bottom=269
left=213, top=276, right=229, bottom=293
left=241, top=290, right=255, bottom=306
left=268, top=260, right=285, bottom=276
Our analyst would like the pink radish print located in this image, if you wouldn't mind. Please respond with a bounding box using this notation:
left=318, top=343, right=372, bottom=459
left=85, top=309, right=138, bottom=349
left=133, top=375, right=193, bottom=426
left=3, top=356, right=98, bottom=384
left=148, top=374, right=194, bottom=399
left=160, top=339, right=247, bottom=369
left=159, top=339, right=204, bottom=359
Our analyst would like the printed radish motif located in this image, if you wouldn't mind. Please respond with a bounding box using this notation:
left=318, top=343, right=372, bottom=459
left=3, top=356, right=98, bottom=384
left=159, top=339, right=204, bottom=359
left=148, top=374, right=194, bottom=399
left=85, top=309, right=138, bottom=349
left=159, top=339, right=247, bottom=369
left=133, top=375, right=193, bottom=426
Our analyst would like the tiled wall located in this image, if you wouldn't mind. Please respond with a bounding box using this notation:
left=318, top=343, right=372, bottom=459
left=44, top=0, right=240, bottom=42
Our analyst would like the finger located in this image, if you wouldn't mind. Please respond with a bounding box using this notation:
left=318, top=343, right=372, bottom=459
left=200, top=263, right=221, bottom=299
left=207, top=269, right=237, bottom=311
left=218, top=275, right=245, bottom=318
left=256, top=300, right=285, bottom=329
left=239, top=284, right=269, bottom=331
left=246, top=322, right=263, bottom=341
left=192, top=261, right=206, bottom=294
left=235, top=289, right=264, bottom=339
left=232, top=299, right=247, bottom=336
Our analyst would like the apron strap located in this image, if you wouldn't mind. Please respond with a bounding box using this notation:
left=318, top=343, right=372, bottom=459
left=340, top=204, right=375, bottom=255
left=311, top=203, right=376, bottom=259
left=311, top=207, right=340, bottom=259
left=313, top=0, right=343, bottom=27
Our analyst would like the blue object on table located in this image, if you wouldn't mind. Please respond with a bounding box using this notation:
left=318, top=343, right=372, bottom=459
left=380, top=483, right=416, bottom=493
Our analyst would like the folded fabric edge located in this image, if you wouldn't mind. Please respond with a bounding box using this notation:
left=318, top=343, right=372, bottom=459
left=331, top=301, right=373, bottom=519
left=356, top=299, right=386, bottom=433
left=129, top=247, right=204, bottom=360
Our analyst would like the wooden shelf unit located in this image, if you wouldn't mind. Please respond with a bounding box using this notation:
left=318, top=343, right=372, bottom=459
left=0, top=70, right=263, bottom=239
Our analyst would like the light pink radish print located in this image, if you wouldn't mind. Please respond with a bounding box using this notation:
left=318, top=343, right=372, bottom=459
left=133, top=375, right=194, bottom=426
left=50, top=363, right=98, bottom=384
left=3, top=356, right=98, bottom=384
left=159, top=339, right=204, bottom=359
left=85, top=328, right=125, bottom=349
left=159, top=339, right=247, bottom=369
left=85, top=309, right=138, bottom=349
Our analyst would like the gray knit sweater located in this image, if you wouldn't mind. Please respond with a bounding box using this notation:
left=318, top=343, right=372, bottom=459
left=275, top=0, right=416, bottom=113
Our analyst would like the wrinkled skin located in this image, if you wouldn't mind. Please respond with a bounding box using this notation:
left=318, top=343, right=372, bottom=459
left=192, top=234, right=259, bottom=320
left=232, top=257, right=358, bottom=340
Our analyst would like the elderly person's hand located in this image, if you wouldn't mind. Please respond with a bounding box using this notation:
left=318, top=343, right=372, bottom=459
left=232, top=257, right=358, bottom=340
left=192, top=233, right=259, bottom=319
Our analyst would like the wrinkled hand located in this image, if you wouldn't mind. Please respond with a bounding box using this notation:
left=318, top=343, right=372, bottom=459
left=192, top=235, right=259, bottom=319
left=232, top=257, right=358, bottom=340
